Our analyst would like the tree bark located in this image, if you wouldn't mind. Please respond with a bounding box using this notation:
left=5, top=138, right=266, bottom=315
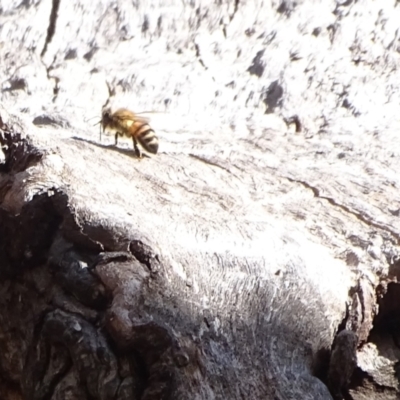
left=1, top=1, right=400, bottom=399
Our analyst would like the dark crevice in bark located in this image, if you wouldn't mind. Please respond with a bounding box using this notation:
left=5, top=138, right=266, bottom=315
left=129, top=240, right=160, bottom=273
left=372, top=282, right=400, bottom=336
left=247, top=50, right=265, bottom=78
left=230, top=0, right=239, bottom=21
left=189, top=153, right=238, bottom=177
left=311, top=347, right=330, bottom=387
left=41, top=0, right=61, bottom=57
left=277, top=0, right=297, bottom=17
left=49, top=235, right=108, bottom=310
left=193, top=42, right=207, bottom=69
left=38, top=0, right=61, bottom=101
left=337, top=302, right=350, bottom=333
left=0, top=129, right=43, bottom=173
left=0, top=192, right=63, bottom=277
left=313, top=297, right=359, bottom=400
left=284, top=115, right=302, bottom=132
left=113, top=323, right=176, bottom=400
left=341, top=280, right=400, bottom=397
left=263, top=80, right=284, bottom=113
left=285, top=177, right=400, bottom=243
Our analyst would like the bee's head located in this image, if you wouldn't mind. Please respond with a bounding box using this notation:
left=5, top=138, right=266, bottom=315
left=101, top=107, right=112, bottom=128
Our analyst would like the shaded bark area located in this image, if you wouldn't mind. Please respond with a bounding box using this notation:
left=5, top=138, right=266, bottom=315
left=0, top=201, right=172, bottom=399
left=0, top=127, right=180, bottom=399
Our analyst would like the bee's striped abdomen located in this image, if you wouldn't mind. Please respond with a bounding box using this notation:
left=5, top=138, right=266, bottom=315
left=134, top=122, right=159, bottom=154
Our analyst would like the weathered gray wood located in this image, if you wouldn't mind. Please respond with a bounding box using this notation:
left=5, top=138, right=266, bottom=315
left=1, top=0, right=400, bottom=399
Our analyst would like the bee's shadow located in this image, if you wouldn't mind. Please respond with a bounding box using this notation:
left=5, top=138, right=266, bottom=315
left=71, top=136, right=150, bottom=159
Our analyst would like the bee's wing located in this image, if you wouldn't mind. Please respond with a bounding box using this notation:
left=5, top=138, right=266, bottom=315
left=132, top=114, right=150, bottom=123
left=115, top=109, right=150, bottom=123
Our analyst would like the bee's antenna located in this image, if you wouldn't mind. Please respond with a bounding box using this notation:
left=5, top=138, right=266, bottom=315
left=85, top=116, right=100, bottom=123
left=91, top=120, right=102, bottom=141
left=136, top=111, right=163, bottom=115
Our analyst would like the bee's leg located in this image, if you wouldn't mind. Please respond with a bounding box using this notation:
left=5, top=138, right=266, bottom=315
left=114, top=132, right=119, bottom=146
left=132, top=137, right=142, bottom=158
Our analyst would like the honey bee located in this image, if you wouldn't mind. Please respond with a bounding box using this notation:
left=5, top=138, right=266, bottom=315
left=100, top=108, right=159, bottom=158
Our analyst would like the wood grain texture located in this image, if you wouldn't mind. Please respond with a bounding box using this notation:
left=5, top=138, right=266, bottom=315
left=1, top=1, right=400, bottom=399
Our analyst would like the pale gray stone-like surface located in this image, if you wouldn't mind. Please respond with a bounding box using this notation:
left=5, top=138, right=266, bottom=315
left=0, top=0, right=400, bottom=399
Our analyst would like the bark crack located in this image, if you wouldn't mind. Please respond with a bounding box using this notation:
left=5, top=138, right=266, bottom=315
left=230, top=0, right=240, bottom=21
left=193, top=42, right=207, bottom=70
left=285, top=177, right=400, bottom=243
left=189, top=153, right=239, bottom=178
left=41, top=0, right=61, bottom=57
